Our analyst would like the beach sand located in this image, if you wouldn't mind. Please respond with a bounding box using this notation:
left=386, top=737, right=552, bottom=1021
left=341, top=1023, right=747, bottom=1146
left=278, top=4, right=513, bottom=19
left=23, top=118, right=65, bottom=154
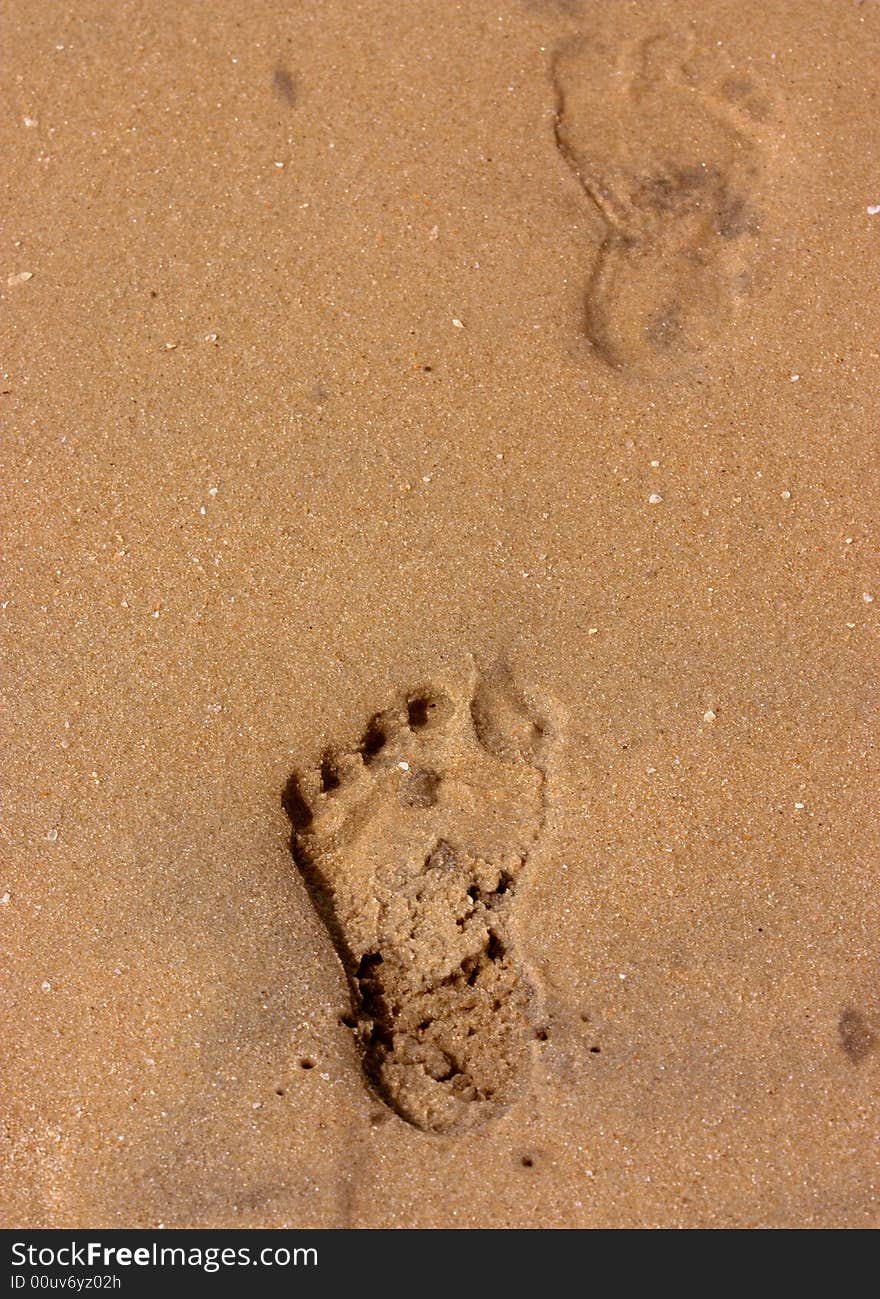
left=2, top=0, right=878, bottom=1227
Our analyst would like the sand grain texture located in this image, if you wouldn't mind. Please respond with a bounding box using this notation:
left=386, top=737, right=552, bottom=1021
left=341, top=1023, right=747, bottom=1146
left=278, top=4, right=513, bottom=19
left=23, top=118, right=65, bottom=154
left=1, top=0, right=878, bottom=1228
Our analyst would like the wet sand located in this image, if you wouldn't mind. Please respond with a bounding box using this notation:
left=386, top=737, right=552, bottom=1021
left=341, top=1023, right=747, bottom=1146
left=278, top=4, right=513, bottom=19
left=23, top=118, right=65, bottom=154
left=2, top=0, right=878, bottom=1228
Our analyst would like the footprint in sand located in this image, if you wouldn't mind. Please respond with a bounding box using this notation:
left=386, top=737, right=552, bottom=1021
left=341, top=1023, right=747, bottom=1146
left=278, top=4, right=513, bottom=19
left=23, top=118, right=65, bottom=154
left=551, top=25, right=783, bottom=373
left=284, top=667, right=555, bottom=1133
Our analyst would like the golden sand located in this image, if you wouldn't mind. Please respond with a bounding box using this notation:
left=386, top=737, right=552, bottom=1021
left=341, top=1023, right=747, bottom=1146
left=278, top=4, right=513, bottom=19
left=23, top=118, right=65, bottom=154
left=2, top=0, right=878, bottom=1228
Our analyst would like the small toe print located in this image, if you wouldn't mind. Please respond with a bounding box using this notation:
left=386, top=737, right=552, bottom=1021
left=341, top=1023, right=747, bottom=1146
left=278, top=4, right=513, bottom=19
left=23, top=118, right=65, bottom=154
left=319, top=753, right=342, bottom=792
left=406, top=690, right=453, bottom=730
left=360, top=715, right=391, bottom=762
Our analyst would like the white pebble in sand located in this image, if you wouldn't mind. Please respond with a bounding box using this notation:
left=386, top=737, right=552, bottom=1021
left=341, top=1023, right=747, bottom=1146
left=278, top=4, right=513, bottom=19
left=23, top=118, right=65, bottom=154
left=46, top=828, right=58, bottom=842
left=41, top=981, right=52, bottom=993
left=648, top=493, right=663, bottom=505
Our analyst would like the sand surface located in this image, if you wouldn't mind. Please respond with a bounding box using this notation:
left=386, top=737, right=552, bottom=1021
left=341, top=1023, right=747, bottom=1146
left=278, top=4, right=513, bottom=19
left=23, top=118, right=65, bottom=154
left=2, top=0, right=878, bottom=1228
